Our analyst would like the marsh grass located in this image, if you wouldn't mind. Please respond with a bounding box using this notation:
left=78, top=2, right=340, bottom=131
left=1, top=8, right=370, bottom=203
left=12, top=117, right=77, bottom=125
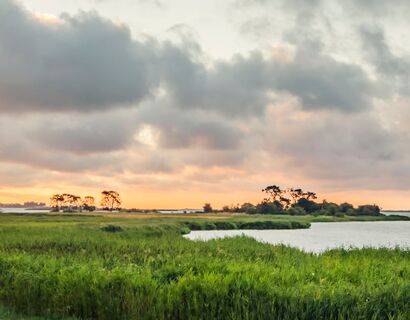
left=0, top=213, right=408, bottom=319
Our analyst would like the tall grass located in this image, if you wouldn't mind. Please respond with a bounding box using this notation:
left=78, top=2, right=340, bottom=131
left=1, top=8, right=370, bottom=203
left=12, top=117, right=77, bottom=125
left=0, top=214, right=408, bottom=319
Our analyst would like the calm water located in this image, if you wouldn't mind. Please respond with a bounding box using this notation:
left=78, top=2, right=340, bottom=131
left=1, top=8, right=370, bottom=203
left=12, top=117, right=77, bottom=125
left=0, top=208, right=50, bottom=213
left=185, top=221, right=410, bottom=253
left=383, top=211, right=410, bottom=217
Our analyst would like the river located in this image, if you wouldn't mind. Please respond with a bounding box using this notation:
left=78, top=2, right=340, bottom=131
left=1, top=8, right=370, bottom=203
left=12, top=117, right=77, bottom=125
left=185, top=221, right=410, bottom=253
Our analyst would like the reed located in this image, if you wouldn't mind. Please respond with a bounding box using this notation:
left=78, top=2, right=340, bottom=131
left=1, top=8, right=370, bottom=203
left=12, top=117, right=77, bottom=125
left=0, top=214, right=408, bottom=319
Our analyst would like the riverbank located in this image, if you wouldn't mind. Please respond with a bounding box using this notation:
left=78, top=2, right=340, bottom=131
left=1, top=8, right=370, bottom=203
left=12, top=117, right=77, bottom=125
left=0, top=213, right=409, bottom=319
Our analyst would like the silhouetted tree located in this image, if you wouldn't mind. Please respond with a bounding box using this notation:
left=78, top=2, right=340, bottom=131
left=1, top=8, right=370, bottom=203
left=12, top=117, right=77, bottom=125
left=222, top=205, right=230, bottom=212
left=295, top=198, right=320, bottom=213
left=60, top=194, right=81, bottom=212
left=262, top=185, right=283, bottom=201
left=288, top=188, right=304, bottom=204
left=240, top=202, right=257, bottom=214
left=304, top=191, right=317, bottom=201
left=279, top=196, right=291, bottom=209
left=50, top=194, right=64, bottom=211
left=83, top=196, right=96, bottom=212
left=203, top=203, right=213, bottom=213
left=101, top=191, right=122, bottom=211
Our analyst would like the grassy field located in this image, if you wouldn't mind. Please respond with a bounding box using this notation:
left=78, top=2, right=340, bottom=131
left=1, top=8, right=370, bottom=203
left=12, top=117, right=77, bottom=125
left=0, top=212, right=409, bottom=319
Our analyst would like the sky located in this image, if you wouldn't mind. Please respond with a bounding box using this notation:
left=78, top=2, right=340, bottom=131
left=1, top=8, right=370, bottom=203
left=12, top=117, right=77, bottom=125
left=1, top=0, right=410, bottom=209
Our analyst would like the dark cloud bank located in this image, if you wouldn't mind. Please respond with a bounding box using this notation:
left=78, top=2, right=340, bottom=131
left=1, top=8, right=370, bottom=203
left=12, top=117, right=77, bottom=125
left=0, top=0, right=376, bottom=115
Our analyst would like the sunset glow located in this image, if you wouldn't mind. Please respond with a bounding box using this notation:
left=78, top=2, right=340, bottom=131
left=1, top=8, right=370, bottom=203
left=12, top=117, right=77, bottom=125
left=1, top=0, right=410, bottom=209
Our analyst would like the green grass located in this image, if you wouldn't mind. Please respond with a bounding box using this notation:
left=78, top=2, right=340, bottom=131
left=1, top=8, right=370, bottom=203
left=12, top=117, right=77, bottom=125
left=0, top=213, right=408, bottom=319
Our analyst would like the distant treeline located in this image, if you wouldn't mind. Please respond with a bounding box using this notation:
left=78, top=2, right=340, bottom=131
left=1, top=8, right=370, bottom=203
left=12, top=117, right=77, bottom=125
left=221, top=185, right=381, bottom=216
left=50, top=191, right=121, bottom=212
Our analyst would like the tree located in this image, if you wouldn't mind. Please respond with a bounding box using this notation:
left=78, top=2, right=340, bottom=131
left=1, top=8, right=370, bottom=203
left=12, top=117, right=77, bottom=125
left=287, top=206, right=306, bottom=216
left=320, top=201, right=339, bottom=216
left=50, top=194, right=64, bottom=211
left=262, top=185, right=283, bottom=201
left=304, top=191, right=317, bottom=201
left=339, top=202, right=354, bottom=213
left=256, top=200, right=283, bottom=214
left=222, top=205, right=230, bottom=212
left=240, top=202, right=257, bottom=214
left=61, top=194, right=81, bottom=212
left=295, top=198, right=319, bottom=213
left=288, top=188, right=305, bottom=204
left=279, top=196, right=291, bottom=209
left=101, top=191, right=122, bottom=211
left=356, top=205, right=381, bottom=216
left=83, top=196, right=96, bottom=212
left=72, top=195, right=82, bottom=211
left=203, top=203, right=213, bottom=213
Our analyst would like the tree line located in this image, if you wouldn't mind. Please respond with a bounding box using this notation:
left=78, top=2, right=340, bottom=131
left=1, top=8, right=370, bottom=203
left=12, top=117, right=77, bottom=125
left=220, top=185, right=381, bottom=216
left=50, top=191, right=121, bottom=212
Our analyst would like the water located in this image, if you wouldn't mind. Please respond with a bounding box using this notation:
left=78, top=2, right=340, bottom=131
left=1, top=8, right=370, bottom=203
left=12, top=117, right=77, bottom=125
left=0, top=207, right=50, bottom=213
left=158, top=209, right=203, bottom=214
left=185, top=221, right=410, bottom=253
left=383, top=211, right=410, bottom=217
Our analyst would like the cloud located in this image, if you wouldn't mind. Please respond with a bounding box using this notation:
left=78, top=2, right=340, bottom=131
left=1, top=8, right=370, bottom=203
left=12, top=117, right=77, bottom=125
left=0, top=0, right=158, bottom=113
left=161, top=45, right=374, bottom=114
left=270, top=49, right=374, bottom=112
left=360, top=27, right=410, bottom=96
left=0, top=0, right=377, bottom=117
left=32, top=110, right=138, bottom=154
left=0, top=116, right=124, bottom=172
left=3, top=0, right=410, bottom=207
left=160, top=47, right=271, bottom=116
left=260, top=101, right=410, bottom=191
left=136, top=100, right=244, bottom=150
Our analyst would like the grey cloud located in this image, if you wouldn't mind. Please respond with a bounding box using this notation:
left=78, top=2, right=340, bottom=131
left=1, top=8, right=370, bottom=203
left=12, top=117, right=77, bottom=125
left=0, top=0, right=376, bottom=117
left=262, top=105, right=410, bottom=190
left=0, top=0, right=158, bottom=113
left=271, top=49, right=373, bottom=112
left=161, top=44, right=373, bottom=114
left=343, top=0, right=410, bottom=17
left=0, top=116, right=124, bottom=172
left=32, top=111, right=138, bottom=154
left=138, top=103, right=243, bottom=149
left=360, top=27, right=410, bottom=97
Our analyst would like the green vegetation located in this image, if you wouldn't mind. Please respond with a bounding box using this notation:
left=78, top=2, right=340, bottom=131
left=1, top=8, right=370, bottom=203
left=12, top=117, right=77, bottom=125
left=0, top=213, right=408, bottom=319
left=223, top=185, right=383, bottom=216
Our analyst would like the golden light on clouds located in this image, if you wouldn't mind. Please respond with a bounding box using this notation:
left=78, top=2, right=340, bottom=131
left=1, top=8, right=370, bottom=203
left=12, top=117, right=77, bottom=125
left=33, top=12, right=61, bottom=25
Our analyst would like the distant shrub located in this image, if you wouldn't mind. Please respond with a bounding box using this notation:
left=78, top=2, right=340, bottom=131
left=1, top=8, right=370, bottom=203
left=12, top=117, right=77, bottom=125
left=100, top=225, right=123, bottom=233
left=183, top=222, right=203, bottom=230
left=321, top=203, right=339, bottom=215
left=179, top=226, right=191, bottom=235
left=356, top=205, right=381, bottom=216
left=290, top=221, right=310, bottom=229
left=238, top=221, right=293, bottom=230
left=339, top=202, right=354, bottom=213
left=287, top=206, right=306, bottom=216
left=213, top=221, right=238, bottom=230
left=345, top=208, right=356, bottom=216
left=240, top=203, right=257, bottom=214
left=295, top=198, right=320, bottom=213
left=203, top=222, right=217, bottom=230
left=255, top=201, right=283, bottom=214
